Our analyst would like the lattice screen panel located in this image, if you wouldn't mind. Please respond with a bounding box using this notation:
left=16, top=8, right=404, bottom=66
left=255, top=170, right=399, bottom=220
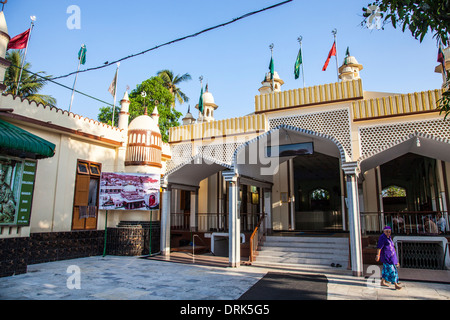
left=359, top=118, right=450, bottom=158
left=268, top=108, right=353, bottom=158
left=166, top=142, right=243, bottom=173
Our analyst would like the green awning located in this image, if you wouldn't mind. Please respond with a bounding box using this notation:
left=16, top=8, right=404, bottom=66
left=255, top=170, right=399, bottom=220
left=0, top=118, right=55, bottom=159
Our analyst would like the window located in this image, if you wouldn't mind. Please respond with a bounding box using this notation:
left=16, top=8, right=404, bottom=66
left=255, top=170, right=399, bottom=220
left=77, top=162, right=89, bottom=175
left=310, top=188, right=330, bottom=201
left=382, top=185, right=406, bottom=198
left=72, top=160, right=101, bottom=230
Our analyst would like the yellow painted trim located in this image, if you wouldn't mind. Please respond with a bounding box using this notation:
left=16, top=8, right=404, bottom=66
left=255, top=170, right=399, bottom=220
left=352, top=89, right=443, bottom=121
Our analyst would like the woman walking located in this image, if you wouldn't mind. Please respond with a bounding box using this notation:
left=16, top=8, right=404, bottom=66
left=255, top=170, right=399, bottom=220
left=375, top=226, right=402, bottom=290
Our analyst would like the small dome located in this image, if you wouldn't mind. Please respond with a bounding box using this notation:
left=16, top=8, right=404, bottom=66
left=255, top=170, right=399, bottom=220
left=344, top=56, right=359, bottom=65
left=203, top=91, right=215, bottom=104
left=128, top=114, right=160, bottom=134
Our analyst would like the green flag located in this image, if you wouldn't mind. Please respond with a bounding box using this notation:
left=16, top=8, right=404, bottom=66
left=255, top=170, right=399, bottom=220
left=198, top=86, right=204, bottom=114
left=294, top=47, right=302, bottom=80
left=344, top=46, right=350, bottom=65
left=78, top=44, right=87, bottom=65
left=269, top=57, right=274, bottom=79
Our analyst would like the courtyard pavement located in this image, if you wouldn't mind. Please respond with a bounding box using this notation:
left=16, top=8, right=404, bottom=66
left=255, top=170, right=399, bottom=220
left=1, top=254, right=449, bottom=301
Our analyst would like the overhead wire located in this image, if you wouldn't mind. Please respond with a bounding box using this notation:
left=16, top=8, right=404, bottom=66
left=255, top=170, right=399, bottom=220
left=7, top=0, right=293, bottom=109
left=48, top=0, right=292, bottom=81
left=8, top=63, right=115, bottom=107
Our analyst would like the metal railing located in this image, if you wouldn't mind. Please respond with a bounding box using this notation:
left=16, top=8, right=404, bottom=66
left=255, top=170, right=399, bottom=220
left=361, top=211, right=449, bottom=235
left=170, top=212, right=261, bottom=233
left=249, top=213, right=266, bottom=262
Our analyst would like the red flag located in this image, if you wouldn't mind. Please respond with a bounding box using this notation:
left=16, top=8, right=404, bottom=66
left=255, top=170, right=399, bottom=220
left=322, top=41, right=336, bottom=71
left=7, top=29, right=30, bottom=50
left=438, top=44, right=446, bottom=69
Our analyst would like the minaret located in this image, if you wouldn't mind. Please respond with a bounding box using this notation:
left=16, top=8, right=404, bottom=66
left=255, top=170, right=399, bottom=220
left=338, top=48, right=363, bottom=82
left=182, top=105, right=196, bottom=125
left=195, top=84, right=218, bottom=123
left=258, top=43, right=284, bottom=95
left=258, top=71, right=284, bottom=94
left=118, top=91, right=130, bottom=130
left=151, top=105, right=159, bottom=125
left=0, top=11, right=11, bottom=91
left=125, top=103, right=162, bottom=173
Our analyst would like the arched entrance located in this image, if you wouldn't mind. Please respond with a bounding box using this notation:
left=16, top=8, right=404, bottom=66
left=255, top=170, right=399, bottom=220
left=293, top=152, right=343, bottom=231
left=359, top=133, right=450, bottom=236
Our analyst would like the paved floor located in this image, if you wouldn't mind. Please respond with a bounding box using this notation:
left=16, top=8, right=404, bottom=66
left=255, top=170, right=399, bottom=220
left=1, top=254, right=450, bottom=301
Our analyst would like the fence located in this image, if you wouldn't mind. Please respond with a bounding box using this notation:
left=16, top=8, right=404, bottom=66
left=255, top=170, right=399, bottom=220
left=361, top=211, right=449, bottom=235
left=171, top=212, right=261, bottom=233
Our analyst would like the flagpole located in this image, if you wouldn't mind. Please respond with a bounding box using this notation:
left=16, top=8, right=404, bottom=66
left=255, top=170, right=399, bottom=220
left=298, top=36, right=305, bottom=87
left=16, top=16, right=35, bottom=95
left=69, top=59, right=81, bottom=112
left=111, top=63, right=120, bottom=126
left=332, top=28, right=340, bottom=82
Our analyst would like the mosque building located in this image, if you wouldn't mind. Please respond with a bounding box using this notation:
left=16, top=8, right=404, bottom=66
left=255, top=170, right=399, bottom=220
left=1, top=8, right=450, bottom=279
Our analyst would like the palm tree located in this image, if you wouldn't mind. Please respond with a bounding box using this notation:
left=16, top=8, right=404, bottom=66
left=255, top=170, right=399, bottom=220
left=5, top=51, right=56, bottom=106
left=157, top=69, right=191, bottom=108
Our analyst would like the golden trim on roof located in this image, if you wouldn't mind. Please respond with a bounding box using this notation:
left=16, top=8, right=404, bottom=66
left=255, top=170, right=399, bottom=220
left=169, top=113, right=268, bottom=143
left=352, top=89, right=442, bottom=121
left=255, top=79, right=363, bottom=113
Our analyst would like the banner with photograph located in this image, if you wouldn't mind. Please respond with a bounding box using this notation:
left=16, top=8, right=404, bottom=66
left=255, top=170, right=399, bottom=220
left=99, top=172, right=160, bottom=211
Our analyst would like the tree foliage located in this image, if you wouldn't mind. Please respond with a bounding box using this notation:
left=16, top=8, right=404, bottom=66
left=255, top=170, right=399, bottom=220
left=5, top=50, right=56, bottom=106
left=362, top=0, right=450, bottom=118
left=98, top=76, right=182, bottom=142
left=362, top=0, right=450, bottom=43
left=157, top=69, right=191, bottom=108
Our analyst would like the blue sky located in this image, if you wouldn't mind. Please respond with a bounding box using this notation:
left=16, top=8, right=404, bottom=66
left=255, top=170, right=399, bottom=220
left=6, top=0, right=444, bottom=122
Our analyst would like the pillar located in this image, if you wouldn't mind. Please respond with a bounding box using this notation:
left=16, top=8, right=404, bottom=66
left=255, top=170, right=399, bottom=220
left=264, top=188, right=273, bottom=235
left=160, top=180, right=171, bottom=256
left=288, top=159, right=295, bottom=230
left=190, top=189, right=198, bottom=232
left=223, top=170, right=240, bottom=267
left=343, top=162, right=363, bottom=277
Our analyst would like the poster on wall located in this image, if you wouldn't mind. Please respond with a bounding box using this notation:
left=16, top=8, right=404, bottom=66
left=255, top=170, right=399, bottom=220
left=0, top=157, right=36, bottom=226
left=99, top=172, right=160, bottom=211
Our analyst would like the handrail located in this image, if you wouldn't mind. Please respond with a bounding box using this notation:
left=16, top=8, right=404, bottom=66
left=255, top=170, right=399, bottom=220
left=249, top=213, right=265, bottom=262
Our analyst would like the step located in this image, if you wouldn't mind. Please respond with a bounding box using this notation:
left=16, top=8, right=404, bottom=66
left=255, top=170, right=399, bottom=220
left=254, top=236, right=349, bottom=269
left=258, top=248, right=347, bottom=257
left=255, top=255, right=348, bottom=267
left=264, top=236, right=349, bottom=244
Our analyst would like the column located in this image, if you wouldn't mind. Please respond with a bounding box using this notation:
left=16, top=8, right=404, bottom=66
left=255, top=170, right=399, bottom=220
left=375, top=166, right=385, bottom=230
left=437, top=160, right=449, bottom=232
left=160, top=180, right=172, bottom=256
left=190, top=189, right=198, bottom=232
left=289, top=159, right=295, bottom=230
left=223, top=170, right=240, bottom=268
left=264, top=188, right=273, bottom=235
left=343, top=162, right=363, bottom=277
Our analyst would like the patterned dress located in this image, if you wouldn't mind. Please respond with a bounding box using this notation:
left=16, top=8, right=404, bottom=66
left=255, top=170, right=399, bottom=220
left=377, top=233, right=399, bottom=284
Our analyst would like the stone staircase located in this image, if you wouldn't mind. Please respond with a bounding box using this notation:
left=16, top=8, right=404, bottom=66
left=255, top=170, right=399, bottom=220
left=253, top=236, right=350, bottom=270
